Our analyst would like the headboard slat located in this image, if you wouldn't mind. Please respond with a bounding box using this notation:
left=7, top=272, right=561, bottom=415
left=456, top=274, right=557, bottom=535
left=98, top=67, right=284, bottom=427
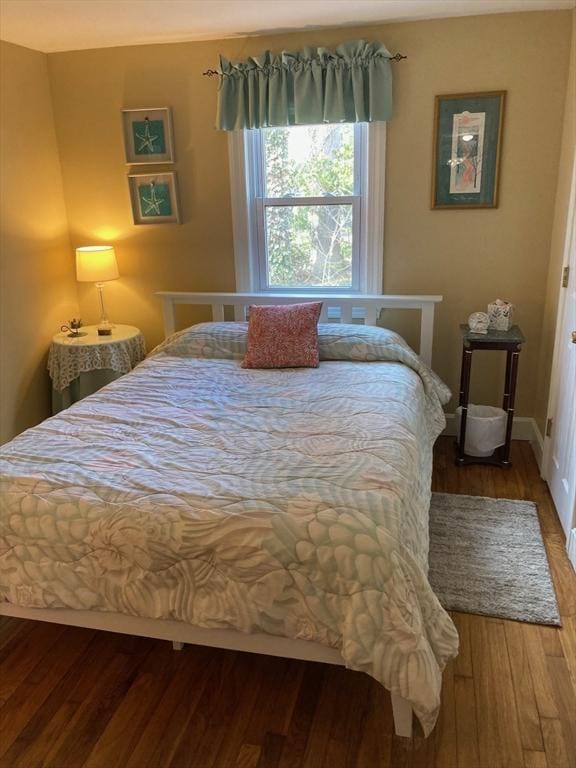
left=341, top=305, right=353, bottom=324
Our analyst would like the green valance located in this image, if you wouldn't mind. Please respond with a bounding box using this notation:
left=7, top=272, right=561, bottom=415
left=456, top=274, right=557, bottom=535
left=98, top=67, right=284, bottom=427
left=216, top=40, right=393, bottom=131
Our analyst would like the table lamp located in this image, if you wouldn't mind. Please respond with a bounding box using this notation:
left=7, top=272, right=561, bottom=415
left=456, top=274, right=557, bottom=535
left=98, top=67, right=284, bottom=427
left=76, top=245, right=119, bottom=336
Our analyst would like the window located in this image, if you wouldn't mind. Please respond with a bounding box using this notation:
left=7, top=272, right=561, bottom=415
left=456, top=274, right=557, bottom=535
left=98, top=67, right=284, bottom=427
left=228, top=122, right=386, bottom=294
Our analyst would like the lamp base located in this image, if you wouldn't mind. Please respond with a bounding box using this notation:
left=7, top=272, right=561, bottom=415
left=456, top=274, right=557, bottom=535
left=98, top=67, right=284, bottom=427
left=97, top=320, right=113, bottom=336
left=95, top=284, right=114, bottom=336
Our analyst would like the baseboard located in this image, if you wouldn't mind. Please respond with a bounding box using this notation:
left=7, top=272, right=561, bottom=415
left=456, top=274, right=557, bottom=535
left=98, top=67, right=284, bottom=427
left=443, top=414, right=544, bottom=469
left=568, top=529, right=576, bottom=572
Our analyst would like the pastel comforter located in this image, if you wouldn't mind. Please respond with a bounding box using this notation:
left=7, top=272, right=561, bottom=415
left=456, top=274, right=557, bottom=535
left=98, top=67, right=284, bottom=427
left=0, top=323, right=458, bottom=734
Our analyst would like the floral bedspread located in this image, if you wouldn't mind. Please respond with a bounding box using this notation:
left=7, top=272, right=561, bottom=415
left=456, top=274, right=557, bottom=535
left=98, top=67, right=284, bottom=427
left=0, top=323, right=458, bottom=734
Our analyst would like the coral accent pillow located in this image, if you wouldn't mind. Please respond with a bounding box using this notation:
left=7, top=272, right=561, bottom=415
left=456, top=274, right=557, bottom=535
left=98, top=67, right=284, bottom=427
left=242, top=302, right=323, bottom=369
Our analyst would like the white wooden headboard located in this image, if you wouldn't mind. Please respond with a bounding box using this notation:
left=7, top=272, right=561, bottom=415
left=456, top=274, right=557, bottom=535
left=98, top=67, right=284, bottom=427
left=155, top=292, right=442, bottom=366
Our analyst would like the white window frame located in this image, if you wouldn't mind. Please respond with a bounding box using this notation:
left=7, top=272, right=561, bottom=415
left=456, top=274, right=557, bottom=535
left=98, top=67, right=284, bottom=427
left=228, top=122, right=386, bottom=295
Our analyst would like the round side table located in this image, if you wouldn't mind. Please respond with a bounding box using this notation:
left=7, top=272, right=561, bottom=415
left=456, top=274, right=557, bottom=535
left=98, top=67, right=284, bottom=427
left=48, top=324, right=146, bottom=414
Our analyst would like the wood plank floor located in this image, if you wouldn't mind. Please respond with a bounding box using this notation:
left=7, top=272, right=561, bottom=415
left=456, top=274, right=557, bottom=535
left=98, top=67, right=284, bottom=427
left=0, top=437, right=574, bottom=768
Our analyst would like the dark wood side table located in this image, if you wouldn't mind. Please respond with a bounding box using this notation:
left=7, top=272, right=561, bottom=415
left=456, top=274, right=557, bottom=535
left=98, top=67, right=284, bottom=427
left=456, top=324, right=525, bottom=467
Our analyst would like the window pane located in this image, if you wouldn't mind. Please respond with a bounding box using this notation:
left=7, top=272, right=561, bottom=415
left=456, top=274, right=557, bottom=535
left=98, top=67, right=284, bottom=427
left=265, top=205, right=353, bottom=288
left=263, top=124, right=354, bottom=198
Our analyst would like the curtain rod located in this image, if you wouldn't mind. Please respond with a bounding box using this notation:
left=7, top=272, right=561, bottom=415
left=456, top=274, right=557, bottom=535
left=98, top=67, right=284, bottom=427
left=202, top=52, right=406, bottom=77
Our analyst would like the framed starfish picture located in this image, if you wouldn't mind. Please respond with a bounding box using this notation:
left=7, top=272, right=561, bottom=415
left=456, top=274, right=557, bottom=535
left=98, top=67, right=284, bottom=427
left=128, top=172, right=181, bottom=224
left=122, top=107, right=174, bottom=165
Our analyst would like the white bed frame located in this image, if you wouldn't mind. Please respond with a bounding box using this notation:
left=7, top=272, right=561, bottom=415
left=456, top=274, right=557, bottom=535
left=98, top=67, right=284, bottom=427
left=0, top=292, right=444, bottom=739
left=156, top=291, right=442, bottom=366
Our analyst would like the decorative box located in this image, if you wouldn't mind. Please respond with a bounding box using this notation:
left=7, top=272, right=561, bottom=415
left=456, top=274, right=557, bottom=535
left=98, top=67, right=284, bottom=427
left=488, top=300, right=515, bottom=331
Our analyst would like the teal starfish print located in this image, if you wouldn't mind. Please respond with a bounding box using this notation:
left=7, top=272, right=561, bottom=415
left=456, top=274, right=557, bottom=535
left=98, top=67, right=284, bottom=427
left=135, top=120, right=159, bottom=153
left=141, top=183, right=162, bottom=215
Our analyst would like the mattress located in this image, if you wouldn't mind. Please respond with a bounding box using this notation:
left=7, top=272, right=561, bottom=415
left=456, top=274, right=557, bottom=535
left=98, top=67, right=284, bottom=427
left=0, top=322, right=458, bottom=735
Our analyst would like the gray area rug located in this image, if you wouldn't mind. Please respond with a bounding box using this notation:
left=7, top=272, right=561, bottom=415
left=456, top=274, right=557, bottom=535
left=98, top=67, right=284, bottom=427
left=428, top=493, right=561, bottom=626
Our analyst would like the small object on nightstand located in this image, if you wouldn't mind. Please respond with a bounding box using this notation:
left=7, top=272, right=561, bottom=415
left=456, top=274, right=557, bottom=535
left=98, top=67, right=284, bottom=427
left=456, top=324, right=525, bottom=468
left=60, top=318, right=86, bottom=338
left=488, top=299, right=515, bottom=330
left=467, top=311, right=490, bottom=334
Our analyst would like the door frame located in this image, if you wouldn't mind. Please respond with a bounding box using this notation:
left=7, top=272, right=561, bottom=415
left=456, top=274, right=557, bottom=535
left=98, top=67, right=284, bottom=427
left=542, top=151, right=576, bottom=543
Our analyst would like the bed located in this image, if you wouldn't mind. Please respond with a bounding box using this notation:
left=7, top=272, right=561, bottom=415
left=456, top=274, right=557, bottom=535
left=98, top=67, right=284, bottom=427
left=0, top=293, right=458, bottom=738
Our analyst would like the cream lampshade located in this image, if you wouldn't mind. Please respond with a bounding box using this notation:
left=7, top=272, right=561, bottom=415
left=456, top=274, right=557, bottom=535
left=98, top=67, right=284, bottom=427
left=76, top=245, right=119, bottom=335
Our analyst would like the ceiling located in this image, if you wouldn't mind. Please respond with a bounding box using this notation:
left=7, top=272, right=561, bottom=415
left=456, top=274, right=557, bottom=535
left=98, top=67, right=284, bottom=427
left=0, top=0, right=574, bottom=54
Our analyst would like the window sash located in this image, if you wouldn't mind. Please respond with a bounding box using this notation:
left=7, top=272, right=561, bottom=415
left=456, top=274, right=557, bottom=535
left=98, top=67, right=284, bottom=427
left=255, top=197, right=361, bottom=292
left=259, top=125, right=361, bottom=199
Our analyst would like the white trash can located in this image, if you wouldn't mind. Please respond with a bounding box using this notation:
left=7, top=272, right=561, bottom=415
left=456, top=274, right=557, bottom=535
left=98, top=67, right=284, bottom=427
left=456, top=404, right=507, bottom=457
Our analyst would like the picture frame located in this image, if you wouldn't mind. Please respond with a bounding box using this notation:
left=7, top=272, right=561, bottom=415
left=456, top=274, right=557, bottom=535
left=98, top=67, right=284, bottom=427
left=128, top=172, right=181, bottom=225
left=122, top=107, right=174, bottom=165
left=431, top=91, right=506, bottom=209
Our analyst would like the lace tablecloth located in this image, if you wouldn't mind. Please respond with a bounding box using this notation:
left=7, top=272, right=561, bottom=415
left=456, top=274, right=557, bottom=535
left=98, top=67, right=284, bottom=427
left=48, top=325, right=147, bottom=392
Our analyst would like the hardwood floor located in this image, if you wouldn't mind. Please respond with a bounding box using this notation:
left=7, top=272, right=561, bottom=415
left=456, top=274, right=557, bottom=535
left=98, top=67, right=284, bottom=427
left=0, top=437, right=574, bottom=768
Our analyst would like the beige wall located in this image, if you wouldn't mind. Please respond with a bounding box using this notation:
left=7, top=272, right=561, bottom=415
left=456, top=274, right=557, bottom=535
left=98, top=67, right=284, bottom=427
left=43, top=11, right=571, bottom=416
left=534, top=10, right=576, bottom=438
left=0, top=41, right=78, bottom=443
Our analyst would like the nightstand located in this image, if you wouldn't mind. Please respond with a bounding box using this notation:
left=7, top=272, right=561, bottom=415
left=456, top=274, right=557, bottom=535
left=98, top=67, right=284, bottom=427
left=48, top=324, right=146, bottom=413
left=456, top=324, right=525, bottom=467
